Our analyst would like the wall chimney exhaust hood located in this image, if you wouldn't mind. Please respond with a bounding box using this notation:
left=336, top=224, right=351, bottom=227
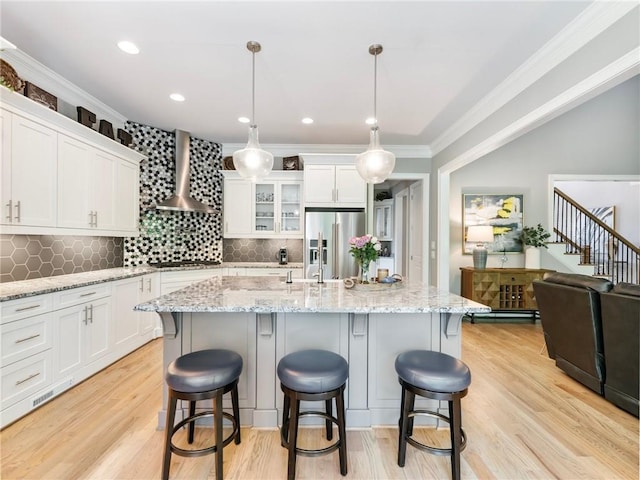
left=155, top=130, right=219, bottom=214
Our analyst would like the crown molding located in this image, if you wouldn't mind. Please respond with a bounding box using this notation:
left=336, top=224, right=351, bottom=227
left=0, top=49, right=128, bottom=126
left=439, top=47, right=639, bottom=175
left=430, top=1, right=639, bottom=156
left=221, top=143, right=431, bottom=158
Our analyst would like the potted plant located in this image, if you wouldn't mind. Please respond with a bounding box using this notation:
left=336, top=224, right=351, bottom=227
left=521, top=223, right=551, bottom=269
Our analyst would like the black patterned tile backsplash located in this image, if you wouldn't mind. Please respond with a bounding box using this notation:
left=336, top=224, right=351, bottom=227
left=123, top=122, right=223, bottom=266
left=0, top=235, right=123, bottom=282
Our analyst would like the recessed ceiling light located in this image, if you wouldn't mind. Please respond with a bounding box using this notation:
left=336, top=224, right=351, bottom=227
left=365, top=117, right=376, bottom=125
left=117, top=40, right=139, bottom=55
left=169, top=93, right=185, bottom=102
left=302, top=117, right=314, bottom=124
left=238, top=117, right=250, bottom=124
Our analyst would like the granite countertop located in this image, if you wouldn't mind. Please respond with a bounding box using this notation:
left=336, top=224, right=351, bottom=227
left=0, top=263, right=305, bottom=302
left=135, top=276, right=491, bottom=314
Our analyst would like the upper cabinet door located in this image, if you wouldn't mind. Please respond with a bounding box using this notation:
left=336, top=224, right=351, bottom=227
left=279, top=182, right=302, bottom=235
left=4, top=113, right=57, bottom=227
left=115, top=159, right=140, bottom=233
left=91, top=150, right=117, bottom=231
left=304, top=164, right=366, bottom=207
left=334, top=166, right=366, bottom=205
left=223, top=178, right=253, bottom=236
left=304, top=165, right=335, bottom=204
left=57, top=135, right=92, bottom=229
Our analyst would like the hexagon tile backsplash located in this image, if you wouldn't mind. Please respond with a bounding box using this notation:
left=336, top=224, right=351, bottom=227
left=0, top=235, right=123, bottom=283
left=222, top=238, right=303, bottom=263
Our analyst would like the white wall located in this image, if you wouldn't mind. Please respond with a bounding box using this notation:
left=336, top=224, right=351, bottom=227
left=447, top=75, right=640, bottom=293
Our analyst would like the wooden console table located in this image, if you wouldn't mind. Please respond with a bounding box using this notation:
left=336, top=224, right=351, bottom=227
left=460, top=267, right=554, bottom=322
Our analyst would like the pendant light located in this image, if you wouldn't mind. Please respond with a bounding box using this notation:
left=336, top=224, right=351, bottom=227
left=355, top=44, right=395, bottom=184
left=233, top=41, right=273, bottom=181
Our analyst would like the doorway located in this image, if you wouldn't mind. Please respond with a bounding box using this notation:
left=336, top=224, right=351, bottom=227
left=372, top=173, right=429, bottom=282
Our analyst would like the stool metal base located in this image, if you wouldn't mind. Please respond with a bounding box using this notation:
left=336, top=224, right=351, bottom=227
left=280, top=383, right=347, bottom=480
left=398, top=378, right=468, bottom=480
left=162, top=379, right=241, bottom=480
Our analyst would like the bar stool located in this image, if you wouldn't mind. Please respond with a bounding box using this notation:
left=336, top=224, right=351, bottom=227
left=277, top=349, right=348, bottom=480
left=395, top=350, right=471, bottom=480
left=162, top=349, right=243, bottom=480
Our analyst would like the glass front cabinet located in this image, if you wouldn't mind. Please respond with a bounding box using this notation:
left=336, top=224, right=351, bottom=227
left=253, top=178, right=303, bottom=238
left=223, top=171, right=303, bottom=239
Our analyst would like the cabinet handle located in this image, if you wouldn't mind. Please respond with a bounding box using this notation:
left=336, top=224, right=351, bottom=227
left=140, top=278, right=144, bottom=292
left=88, top=304, right=93, bottom=324
left=80, top=291, right=96, bottom=297
left=15, top=333, right=41, bottom=344
left=83, top=305, right=88, bottom=325
left=6, top=199, right=12, bottom=222
left=15, top=372, right=40, bottom=386
left=146, top=278, right=152, bottom=293
left=88, top=211, right=94, bottom=227
left=15, top=304, right=41, bottom=312
left=14, top=200, right=20, bottom=223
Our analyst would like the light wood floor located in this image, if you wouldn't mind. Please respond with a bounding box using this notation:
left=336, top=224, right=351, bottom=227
left=1, top=322, right=638, bottom=479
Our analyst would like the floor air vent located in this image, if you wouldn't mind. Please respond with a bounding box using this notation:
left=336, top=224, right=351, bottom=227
left=32, top=390, right=53, bottom=407
left=30, top=377, right=74, bottom=409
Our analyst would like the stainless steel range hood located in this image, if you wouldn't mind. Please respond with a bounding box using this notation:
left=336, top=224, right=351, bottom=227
left=155, top=129, right=219, bottom=214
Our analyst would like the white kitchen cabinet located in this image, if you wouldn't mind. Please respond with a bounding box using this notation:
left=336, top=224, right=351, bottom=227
left=1, top=90, right=143, bottom=237
left=112, top=273, right=158, bottom=356
left=223, top=171, right=303, bottom=238
left=253, top=180, right=303, bottom=237
left=139, top=273, right=160, bottom=336
left=53, top=284, right=111, bottom=380
left=116, top=159, right=140, bottom=233
left=223, top=178, right=253, bottom=236
left=57, top=134, right=118, bottom=231
left=374, top=199, right=393, bottom=241
left=0, top=293, right=54, bottom=415
left=1, top=109, right=57, bottom=228
left=304, top=164, right=366, bottom=207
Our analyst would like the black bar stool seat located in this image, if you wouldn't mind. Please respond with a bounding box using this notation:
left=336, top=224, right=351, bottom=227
left=277, top=349, right=349, bottom=480
left=395, top=350, right=471, bottom=480
left=162, top=349, right=243, bottom=480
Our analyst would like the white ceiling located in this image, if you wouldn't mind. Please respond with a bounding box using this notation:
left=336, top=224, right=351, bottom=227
left=0, top=1, right=593, bottom=151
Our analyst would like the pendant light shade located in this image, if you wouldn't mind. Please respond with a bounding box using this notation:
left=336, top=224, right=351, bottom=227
left=356, top=44, right=395, bottom=184
left=233, top=41, right=273, bottom=182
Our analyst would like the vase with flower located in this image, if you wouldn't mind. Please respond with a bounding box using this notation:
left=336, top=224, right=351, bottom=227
left=349, top=234, right=381, bottom=283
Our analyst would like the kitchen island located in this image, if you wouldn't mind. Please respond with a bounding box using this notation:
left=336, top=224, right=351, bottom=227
left=135, top=276, right=490, bottom=428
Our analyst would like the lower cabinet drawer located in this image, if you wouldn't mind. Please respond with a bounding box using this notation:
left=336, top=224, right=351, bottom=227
left=499, top=273, right=529, bottom=285
left=1, top=313, right=52, bottom=368
left=1, top=350, right=52, bottom=410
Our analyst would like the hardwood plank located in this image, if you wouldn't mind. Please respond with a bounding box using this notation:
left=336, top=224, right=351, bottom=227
left=1, top=323, right=637, bottom=479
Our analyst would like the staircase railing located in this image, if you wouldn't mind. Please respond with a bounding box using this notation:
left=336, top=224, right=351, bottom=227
left=553, top=188, right=639, bottom=284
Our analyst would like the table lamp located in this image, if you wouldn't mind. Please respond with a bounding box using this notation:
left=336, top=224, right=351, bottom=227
left=467, top=225, right=494, bottom=270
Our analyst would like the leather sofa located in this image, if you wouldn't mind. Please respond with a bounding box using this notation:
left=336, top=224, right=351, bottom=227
left=533, top=272, right=613, bottom=395
left=600, top=282, right=640, bottom=417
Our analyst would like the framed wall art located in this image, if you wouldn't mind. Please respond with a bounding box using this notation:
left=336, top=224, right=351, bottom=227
left=463, top=193, right=524, bottom=254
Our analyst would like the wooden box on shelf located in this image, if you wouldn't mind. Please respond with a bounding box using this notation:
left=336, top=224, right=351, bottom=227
left=460, top=267, right=555, bottom=318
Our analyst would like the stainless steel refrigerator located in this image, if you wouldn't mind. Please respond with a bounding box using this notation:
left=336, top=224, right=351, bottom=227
left=304, top=208, right=366, bottom=280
